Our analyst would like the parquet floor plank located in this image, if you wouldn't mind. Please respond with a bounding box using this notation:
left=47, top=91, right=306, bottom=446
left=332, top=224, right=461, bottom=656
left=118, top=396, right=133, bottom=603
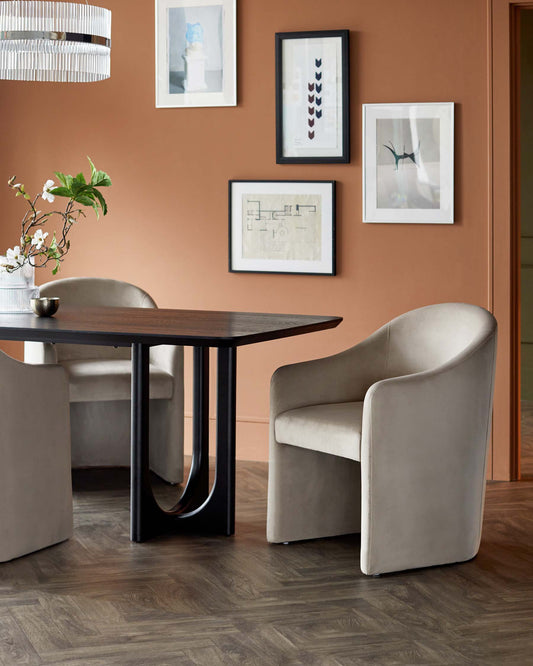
left=0, top=610, right=41, bottom=666
left=1, top=463, right=533, bottom=664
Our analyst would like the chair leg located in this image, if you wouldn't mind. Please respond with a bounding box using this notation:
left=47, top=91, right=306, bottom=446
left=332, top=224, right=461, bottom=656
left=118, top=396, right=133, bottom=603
left=267, top=440, right=361, bottom=544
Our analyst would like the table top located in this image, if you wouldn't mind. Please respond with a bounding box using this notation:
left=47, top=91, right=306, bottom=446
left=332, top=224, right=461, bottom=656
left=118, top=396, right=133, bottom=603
left=0, top=306, right=342, bottom=347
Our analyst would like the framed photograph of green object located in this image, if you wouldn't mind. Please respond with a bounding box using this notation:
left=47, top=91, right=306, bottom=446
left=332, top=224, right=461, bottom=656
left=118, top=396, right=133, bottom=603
left=363, top=102, right=454, bottom=223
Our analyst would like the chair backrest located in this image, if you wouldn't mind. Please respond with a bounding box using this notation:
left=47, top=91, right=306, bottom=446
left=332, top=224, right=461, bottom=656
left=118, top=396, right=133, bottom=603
left=384, top=302, right=497, bottom=378
left=39, top=277, right=157, bottom=361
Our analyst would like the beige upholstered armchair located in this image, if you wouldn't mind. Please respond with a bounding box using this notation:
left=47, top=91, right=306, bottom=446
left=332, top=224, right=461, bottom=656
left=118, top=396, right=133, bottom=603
left=0, top=350, right=72, bottom=561
left=24, top=277, right=184, bottom=484
left=267, top=303, right=497, bottom=576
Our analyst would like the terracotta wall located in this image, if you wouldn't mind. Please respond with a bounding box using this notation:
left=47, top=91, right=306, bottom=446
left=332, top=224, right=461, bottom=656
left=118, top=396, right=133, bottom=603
left=0, top=0, right=493, bottom=465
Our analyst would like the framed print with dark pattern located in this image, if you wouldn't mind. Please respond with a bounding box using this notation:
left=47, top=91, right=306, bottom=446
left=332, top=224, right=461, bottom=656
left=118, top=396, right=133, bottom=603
left=275, top=30, right=350, bottom=164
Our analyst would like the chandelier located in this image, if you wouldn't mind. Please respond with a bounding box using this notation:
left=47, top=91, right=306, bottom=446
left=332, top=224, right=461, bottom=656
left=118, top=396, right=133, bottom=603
left=0, top=1, right=111, bottom=82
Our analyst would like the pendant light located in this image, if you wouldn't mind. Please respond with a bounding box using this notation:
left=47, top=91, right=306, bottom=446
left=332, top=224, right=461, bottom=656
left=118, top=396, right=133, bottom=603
left=0, top=1, right=111, bottom=82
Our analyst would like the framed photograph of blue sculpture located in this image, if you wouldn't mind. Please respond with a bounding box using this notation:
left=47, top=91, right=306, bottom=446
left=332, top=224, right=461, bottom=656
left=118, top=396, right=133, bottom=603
left=155, top=0, right=236, bottom=108
left=363, top=103, right=454, bottom=223
left=275, top=30, right=350, bottom=164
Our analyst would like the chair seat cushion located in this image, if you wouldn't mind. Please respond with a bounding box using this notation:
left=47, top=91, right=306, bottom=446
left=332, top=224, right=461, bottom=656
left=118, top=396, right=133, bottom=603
left=275, top=401, right=363, bottom=461
left=62, top=360, right=174, bottom=403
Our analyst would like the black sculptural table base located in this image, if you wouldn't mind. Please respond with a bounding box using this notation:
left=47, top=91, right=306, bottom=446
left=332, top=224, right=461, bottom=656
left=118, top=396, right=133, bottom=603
left=131, top=344, right=236, bottom=541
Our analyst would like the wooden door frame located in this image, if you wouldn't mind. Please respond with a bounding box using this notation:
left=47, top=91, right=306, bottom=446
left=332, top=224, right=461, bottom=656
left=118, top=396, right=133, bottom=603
left=491, top=0, right=533, bottom=480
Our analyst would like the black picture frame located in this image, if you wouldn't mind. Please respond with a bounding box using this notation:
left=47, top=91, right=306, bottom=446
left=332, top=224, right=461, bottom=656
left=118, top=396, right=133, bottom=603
left=229, top=180, right=336, bottom=275
left=275, top=30, right=350, bottom=164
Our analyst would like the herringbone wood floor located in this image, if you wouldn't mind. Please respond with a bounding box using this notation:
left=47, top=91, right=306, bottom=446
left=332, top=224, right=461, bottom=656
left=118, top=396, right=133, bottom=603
left=1, top=462, right=533, bottom=665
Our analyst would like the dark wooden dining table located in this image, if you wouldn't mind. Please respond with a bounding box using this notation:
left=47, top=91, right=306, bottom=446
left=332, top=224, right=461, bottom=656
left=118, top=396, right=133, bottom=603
left=0, top=306, right=342, bottom=542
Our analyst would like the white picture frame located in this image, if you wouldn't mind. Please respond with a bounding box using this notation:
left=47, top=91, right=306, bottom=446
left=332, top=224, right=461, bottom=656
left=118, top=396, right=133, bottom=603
left=155, top=0, right=236, bottom=108
left=229, top=180, right=336, bottom=275
left=363, top=102, right=454, bottom=224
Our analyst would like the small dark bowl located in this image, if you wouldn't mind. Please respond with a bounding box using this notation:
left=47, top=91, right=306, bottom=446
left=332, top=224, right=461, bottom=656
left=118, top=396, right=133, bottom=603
left=30, top=297, right=60, bottom=317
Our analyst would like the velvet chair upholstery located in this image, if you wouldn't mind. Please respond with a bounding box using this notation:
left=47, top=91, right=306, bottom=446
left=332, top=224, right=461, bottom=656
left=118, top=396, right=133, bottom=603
left=0, top=350, right=72, bottom=562
left=267, top=303, right=497, bottom=575
left=24, top=277, right=184, bottom=484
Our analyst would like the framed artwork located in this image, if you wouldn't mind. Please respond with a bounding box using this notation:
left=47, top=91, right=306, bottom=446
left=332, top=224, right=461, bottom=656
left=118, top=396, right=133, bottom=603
left=155, top=0, right=236, bottom=108
left=363, top=102, right=454, bottom=224
left=275, top=30, right=350, bottom=164
left=229, top=180, right=336, bottom=275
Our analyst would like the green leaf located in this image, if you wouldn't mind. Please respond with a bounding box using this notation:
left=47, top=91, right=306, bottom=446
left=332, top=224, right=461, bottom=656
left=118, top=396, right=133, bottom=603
left=87, top=157, right=111, bottom=187
left=54, top=172, right=67, bottom=187
left=94, top=172, right=111, bottom=187
left=70, top=181, right=88, bottom=196
left=49, top=186, right=72, bottom=198
left=87, top=156, right=97, bottom=184
left=73, top=194, right=96, bottom=207
left=74, top=172, right=87, bottom=185
left=54, top=172, right=73, bottom=189
left=92, top=188, right=108, bottom=216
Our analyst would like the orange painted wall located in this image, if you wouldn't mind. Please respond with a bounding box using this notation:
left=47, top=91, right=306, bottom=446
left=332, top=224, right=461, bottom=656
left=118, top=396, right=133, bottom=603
left=0, top=1, right=495, bottom=466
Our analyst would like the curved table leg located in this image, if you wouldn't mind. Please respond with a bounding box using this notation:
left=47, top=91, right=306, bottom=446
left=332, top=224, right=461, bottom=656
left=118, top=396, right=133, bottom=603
left=170, top=346, right=210, bottom=513
left=130, top=343, right=237, bottom=542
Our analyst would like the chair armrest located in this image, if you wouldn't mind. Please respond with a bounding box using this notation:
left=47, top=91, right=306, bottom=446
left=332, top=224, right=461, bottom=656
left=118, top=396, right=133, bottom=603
left=359, top=333, right=496, bottom=574
left=1, top=351, right=68, bottom=401
left=149, top=344, right=184, bottom=409
left=149, top=344, right=183, bottom=378
left=271, top=326, right=389, bottom=417
left=362, top=332, right=496, bottom=463
left=24, top=341, right=58, bottom=365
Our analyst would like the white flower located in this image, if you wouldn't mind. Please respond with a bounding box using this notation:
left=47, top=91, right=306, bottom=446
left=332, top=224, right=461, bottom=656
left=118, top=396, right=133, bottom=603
left=6, top=246, right=25, bottom=266
left=31, top=229, right=48, bottom=250
left=42, top=179, right=55, bottom=203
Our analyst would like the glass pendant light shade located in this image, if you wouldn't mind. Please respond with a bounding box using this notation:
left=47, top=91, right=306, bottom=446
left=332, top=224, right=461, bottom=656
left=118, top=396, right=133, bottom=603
left=0, top=1, right=111, bottom=82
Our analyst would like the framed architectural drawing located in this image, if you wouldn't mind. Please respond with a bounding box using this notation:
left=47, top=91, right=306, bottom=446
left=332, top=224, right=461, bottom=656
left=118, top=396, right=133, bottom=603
left=155, top=0, right=236, bottom=108
left=275, top=30, right=350, bottom=164
left=363, top=102, right=454, bottom=223
left=229, top=180, right=336, bottom=275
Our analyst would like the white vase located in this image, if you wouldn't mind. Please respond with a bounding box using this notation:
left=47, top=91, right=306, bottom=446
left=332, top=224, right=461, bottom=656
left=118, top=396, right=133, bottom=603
left=0, top=260, right=39, bottom=313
